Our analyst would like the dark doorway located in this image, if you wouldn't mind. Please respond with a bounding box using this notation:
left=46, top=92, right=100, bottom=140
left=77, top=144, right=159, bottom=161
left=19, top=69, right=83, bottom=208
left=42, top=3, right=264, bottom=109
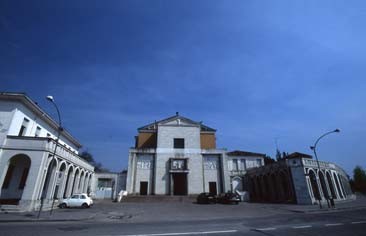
left=173, top=173, right=187, bottom=195
left=140, top=182, right=148, bottom=195
left=209, top=182, right=217, bottom=195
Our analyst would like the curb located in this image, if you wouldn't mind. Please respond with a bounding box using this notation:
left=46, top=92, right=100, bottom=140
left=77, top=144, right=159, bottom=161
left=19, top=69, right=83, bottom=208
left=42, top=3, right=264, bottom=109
left=0, top=218, right=91, bottom=223
left=0, top=212, right=97, bottom=223
left=287, top=205, right=366, bottom=214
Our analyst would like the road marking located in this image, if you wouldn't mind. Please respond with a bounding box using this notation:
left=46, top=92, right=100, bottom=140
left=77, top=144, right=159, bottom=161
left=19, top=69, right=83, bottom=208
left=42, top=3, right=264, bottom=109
left=325, top=223, right=344, bottom=227
left=255, top=227, right=276, bottom=231
left=292, top=225, right=312, bottom=229
left=106, top=230, right=238, bottom=236
left=351, top=221, right=366, bottom=224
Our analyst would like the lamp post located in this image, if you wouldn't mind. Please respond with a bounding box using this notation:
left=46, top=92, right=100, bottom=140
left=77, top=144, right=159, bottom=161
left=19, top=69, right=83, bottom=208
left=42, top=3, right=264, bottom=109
left=46, top=95, right=63, bottom=216
left=35, top=97, right=62, bottom=218
left=310, top=129, right=340, bottom=209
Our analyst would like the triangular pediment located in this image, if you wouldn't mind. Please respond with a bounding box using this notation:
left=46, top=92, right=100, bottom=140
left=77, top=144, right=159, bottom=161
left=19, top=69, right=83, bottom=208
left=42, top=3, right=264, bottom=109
left=160, top=117, right=198, bottom=126
left=138, top=114, right=216, bottom=132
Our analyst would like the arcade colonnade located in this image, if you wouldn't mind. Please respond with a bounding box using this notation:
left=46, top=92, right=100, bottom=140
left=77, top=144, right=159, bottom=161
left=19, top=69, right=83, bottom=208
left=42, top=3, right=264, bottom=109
left=245, top=158, right=353, bottom=205
left=246, top=167, right=296, bottom=203
left=0, top=137, right=94, bottom=211
left=305, top=167, right=352, bottom=204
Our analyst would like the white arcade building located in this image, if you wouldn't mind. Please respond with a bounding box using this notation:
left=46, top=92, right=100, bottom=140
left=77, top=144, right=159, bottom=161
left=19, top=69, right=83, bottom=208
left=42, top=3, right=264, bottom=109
left=0, top=92, right=94, bottom=211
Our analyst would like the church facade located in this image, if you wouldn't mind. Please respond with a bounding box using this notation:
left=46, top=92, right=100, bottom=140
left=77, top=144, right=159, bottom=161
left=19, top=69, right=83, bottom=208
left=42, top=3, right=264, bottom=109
left=126, top=113, right=264, bottom=196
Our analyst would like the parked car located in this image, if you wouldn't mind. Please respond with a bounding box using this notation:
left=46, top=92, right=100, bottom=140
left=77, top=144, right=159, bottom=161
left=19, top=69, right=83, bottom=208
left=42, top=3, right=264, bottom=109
left=217, top=192, right=240, bottom=204
left=197, top=192, right=217, bottom=204
left=58, top=193, right=93, bottom=208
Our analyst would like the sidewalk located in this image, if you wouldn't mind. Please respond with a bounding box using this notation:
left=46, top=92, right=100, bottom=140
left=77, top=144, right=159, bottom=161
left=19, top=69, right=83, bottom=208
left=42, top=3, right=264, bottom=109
left=1, top=195, right=365, bottom=223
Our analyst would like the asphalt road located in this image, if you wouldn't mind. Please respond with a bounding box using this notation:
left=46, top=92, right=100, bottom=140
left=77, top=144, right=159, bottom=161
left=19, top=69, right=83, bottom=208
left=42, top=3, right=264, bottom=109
left=1, top=209, right=366, bottom=236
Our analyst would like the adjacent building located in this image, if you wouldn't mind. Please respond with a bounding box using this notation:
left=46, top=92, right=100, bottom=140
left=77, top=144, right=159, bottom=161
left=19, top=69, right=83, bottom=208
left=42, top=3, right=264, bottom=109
left=91, top=171, right=127, bottom=200
left=0, top=92, right=94, bottom=211
left=245, top=152, right=354, bottom=205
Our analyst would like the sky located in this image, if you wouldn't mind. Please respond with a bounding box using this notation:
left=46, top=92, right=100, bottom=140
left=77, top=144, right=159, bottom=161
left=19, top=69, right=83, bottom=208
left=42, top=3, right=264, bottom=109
left=1, top=1, right=365, bottom=175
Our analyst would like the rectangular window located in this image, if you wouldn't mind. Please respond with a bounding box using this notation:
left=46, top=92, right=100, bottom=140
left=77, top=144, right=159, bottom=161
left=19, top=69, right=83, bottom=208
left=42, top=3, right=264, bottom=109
left=256, top=159, right=262, bottom=166
left=18, top=168, right=29, bottom=189
left=18, top=118, right=29, bottom=136
left=240, top=159, right=246, bottom=170
left=232, top=159, right=238, bottom=171
left=174, top=138, right=185, bottom=149
left=35, top=126, right=41, bottom=137
left=2, top=165, right=15, bottom=189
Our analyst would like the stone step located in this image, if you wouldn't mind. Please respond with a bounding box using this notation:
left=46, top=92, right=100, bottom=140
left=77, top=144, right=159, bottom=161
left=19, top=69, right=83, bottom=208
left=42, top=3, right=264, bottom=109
left=0, top=204, right=22, bottom=213
left=121, top=195, right=197, bottom=203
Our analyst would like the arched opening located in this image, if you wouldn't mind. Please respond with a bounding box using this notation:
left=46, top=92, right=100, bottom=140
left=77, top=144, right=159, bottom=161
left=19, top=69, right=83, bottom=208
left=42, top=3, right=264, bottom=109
left=340, top=175, right=352, bottom=196
left=338, top=173, right=347, bottom=198
left=333, top=172, right=343, bottom=199
left=232, top=177, right=243, bottom=192
left=63, top=166, right=73, bottom=198
left=256, top=176, right=263, bottom=201
left=309, top=170, right=321, bottom=200
left=87, top=175, right=92, bottom=195
left=71, top=169, right=80, bottom=195
left=326, top=171, right=337, bottom=199
left=250, top=178, right=257, bottom=201
left=0, top=154, right=31, bottom=205
left=78, top=171, right=85, bottom=193
left=83, top=173, right=89, bottom=193
left=270, top=173, right=279, bottom=202
left=279, top=172, right=289, bottom=202
left=263, top=175, right=271, bottom=202
left=319, top=171, right=329, bottom=199
left=42, top=158, right=57, bottom=200
left=56, top=162, right=67, bottom=199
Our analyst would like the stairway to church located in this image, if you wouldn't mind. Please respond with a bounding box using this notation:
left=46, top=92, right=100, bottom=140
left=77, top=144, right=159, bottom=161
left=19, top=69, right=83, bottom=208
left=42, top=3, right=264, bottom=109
left=121, top=195, right=197, bottom=203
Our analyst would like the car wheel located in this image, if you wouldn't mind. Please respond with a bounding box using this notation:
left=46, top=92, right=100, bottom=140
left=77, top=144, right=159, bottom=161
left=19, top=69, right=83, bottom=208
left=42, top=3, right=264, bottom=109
left=82, top=203, right=89, bottom=208
left=59, top=203, right=67, bottom=209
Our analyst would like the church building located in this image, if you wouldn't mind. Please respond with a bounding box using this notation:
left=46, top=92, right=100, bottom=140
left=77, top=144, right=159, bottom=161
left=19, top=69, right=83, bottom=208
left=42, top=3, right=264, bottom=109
left=126, top=113, right=230, bottom=195
left=126, top=113, right=265, bottom=196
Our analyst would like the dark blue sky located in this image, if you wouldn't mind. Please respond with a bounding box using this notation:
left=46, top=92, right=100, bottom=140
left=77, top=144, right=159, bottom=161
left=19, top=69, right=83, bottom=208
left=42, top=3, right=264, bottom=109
left=1, top=1, right=365, bottom=174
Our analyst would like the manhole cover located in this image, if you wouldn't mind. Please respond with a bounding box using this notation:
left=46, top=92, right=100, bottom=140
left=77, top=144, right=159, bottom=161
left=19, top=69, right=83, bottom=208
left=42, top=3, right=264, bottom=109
left=108, top=215, right=124, bottom=219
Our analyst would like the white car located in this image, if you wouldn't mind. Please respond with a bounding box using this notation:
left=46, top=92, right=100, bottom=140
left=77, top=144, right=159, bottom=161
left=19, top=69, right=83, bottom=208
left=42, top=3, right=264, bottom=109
left=59, top=193, right=93, bottom=208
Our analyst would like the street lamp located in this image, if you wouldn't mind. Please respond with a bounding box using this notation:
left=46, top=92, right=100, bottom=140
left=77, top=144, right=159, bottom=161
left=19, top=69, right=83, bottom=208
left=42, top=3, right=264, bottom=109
left=310, top=129, right=340, bottom=209
left=38, top=96, right=63, bottom=218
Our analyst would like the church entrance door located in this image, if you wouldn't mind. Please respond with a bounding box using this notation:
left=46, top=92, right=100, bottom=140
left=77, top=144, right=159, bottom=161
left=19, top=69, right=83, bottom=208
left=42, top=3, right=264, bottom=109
left=172, top=173, right=187, bottom=195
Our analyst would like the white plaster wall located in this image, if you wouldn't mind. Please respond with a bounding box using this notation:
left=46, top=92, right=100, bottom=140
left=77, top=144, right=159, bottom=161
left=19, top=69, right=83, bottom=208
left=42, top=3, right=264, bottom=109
left=203, top=155, right=221, bottom=193
left=7, top=103, right=79, bottom=153
left=155, top=125, right=203, bottom=195
left=227, top=156, right=264, bottom=171
left=0, top=101, right=16, bottom=146
left=187, top=153, right=204, bottom=194
left=126, top=152, right=135, bottom=193
left=154, top=154, right=170, bottom=195
left=290, top=166, right=312, bottom=204
left=134, top=154, right=153, bottom=194
left=157, top=125, right=200, bottom=150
